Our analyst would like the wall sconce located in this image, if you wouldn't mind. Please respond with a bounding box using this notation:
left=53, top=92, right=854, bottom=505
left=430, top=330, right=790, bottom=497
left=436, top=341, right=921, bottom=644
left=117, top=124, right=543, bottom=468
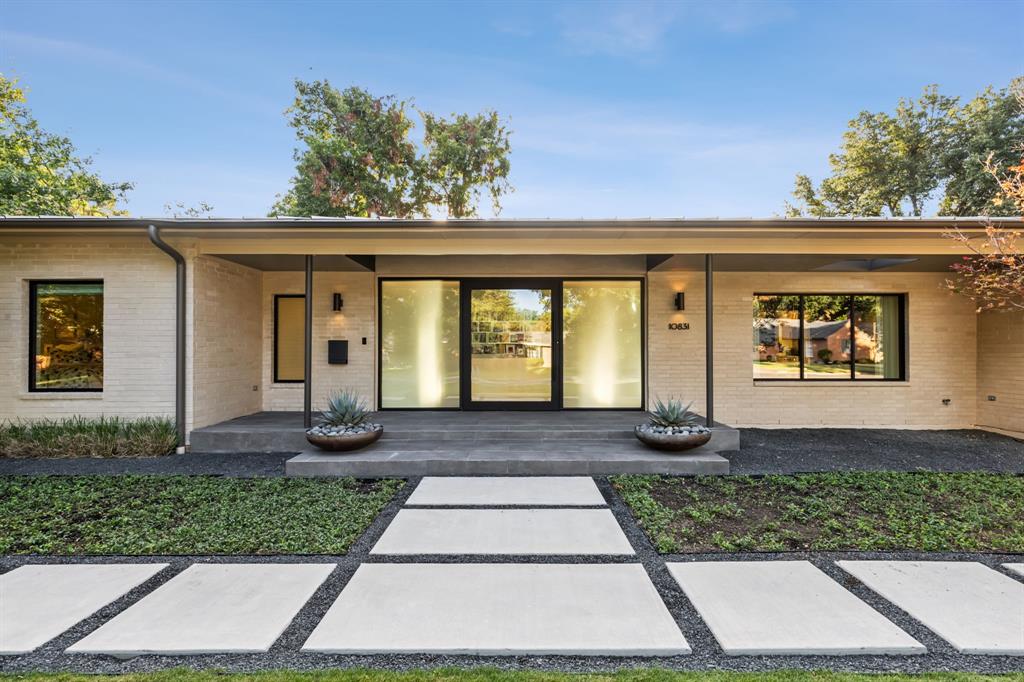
left=332, top=293, right=344, bottom=312
left=674, top=292, right=685, bottom=311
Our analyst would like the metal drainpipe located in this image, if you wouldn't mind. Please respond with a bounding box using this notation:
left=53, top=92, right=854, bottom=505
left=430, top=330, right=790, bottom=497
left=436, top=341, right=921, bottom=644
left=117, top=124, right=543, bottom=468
left=705, top=253, right=714, bottom=428
left=147, top=225, right=187, bottom=452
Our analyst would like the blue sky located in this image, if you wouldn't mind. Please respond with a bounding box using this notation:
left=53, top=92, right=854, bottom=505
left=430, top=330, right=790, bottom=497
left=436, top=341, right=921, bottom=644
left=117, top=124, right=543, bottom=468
left=2, top=0, right=1021, bottom=218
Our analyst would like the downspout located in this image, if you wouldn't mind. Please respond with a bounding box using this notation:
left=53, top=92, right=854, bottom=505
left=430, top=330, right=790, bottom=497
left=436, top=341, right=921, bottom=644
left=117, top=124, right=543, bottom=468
left=705, top=253, right=714, bottom=428
left=147, top=225, right=187, bottom=452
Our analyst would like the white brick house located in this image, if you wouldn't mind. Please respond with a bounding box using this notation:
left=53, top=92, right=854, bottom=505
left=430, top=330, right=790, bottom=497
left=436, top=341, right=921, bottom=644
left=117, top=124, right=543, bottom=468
left=1, top=216, right=1021, bottom=447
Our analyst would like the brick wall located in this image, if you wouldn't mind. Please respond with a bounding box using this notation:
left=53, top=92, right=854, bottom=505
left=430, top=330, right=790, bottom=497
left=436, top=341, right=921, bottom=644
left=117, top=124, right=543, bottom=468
left=191, top=255, right=262, bottom=429
left=0, top=236, right=178, bottom=421
left=976, top=310, right=1024, bottom=435
left=260, top=271, right=376, bottom=411
left=648, top=271, right=979, bottom=428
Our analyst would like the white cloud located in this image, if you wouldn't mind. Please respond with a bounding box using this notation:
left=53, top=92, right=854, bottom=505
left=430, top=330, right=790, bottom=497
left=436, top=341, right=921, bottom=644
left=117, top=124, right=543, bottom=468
left=556, top=0, right=795, bottom=58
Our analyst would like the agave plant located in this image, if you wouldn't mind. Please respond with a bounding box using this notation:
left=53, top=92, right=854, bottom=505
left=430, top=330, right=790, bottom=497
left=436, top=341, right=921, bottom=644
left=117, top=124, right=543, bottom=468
left=318, top=389, right=372, bottom=429
left=647, top=397, right=702, bottom=428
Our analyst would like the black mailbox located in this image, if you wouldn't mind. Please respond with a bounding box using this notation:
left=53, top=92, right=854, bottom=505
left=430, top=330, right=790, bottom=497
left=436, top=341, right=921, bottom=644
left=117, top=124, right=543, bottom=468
left=327, top=339, right=348, bottom=365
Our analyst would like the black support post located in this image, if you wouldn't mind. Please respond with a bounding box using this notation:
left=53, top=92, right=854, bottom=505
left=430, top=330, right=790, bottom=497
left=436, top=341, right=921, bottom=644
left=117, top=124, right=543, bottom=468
left=705, top=253, right=714, bottom=428
left=304, top=255, right=313, bottom=428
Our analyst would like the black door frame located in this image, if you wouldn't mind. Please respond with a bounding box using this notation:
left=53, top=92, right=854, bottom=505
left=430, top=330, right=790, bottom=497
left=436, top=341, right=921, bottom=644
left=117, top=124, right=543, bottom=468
left=460, top=278, right=562, bottom=411
left=378, top=276, right=645, bottom=411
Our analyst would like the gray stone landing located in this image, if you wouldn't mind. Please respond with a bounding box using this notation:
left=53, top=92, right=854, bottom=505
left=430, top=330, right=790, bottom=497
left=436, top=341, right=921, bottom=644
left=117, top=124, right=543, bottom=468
left=284, top=430, right=733, bottom=477
left=192, top=410, right=734, bottom=476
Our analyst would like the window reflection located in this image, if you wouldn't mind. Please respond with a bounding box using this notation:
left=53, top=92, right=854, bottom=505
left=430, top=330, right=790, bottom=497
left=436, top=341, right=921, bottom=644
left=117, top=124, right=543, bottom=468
left=470, top=288, right=552, bottom=402
left=803, top=295, right=852, bottom=379
left=32, top=282, right=103, bottom=391
left=854, top=295, right=901, bottom=379
left=752, top=295, right=801, bottom=379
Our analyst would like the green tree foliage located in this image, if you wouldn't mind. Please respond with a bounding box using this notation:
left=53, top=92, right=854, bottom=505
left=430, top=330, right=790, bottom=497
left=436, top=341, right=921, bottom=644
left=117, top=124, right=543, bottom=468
left=788, top=79, right=1024, bottom=217
left=273, top=80, right=512, bottom=218
left=0, top=75, right=131, bottom=216
left=420, top=111, right=511, bottom=217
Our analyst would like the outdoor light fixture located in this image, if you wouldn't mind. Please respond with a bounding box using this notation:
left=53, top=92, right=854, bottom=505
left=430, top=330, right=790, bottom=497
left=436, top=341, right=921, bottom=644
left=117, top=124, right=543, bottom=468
left=674, top=292, right=685, bottom=311
left=332, top=293, right=344, bottom=312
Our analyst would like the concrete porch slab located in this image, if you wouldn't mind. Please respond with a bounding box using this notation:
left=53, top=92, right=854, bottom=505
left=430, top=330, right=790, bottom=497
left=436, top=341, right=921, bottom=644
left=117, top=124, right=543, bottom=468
left=667, top=561, right=924, bottom=656
left=405, top=476, right=606, bottom=506
left=286, top=444, right=730, bottom=477
left=0, top=564, right=167, bottom=655
left=67, top=563, right=334, bottom=657
left=302, top=563, right=690, bottom=655
left=838, top=561, right=1024, bottom=655
left=371, top=509, right=634, bottom=555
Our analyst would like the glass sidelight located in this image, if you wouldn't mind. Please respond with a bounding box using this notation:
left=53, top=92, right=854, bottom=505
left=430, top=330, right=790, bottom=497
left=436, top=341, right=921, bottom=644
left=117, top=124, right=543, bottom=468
left=562, top=281, right=642, bottom=408
left=469, top=288, right=554, bottom=404
left=380, top=280, right=461, bottom=408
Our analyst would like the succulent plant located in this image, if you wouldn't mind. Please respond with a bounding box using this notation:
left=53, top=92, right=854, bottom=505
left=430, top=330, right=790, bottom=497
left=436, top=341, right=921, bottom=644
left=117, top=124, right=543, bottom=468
left=319, top=389, right=372, bottom=429
left=647, top=397, right=702, bottom=428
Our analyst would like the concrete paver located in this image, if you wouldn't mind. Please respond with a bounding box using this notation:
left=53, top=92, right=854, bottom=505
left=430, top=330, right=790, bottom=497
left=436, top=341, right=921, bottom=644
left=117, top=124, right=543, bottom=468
left=371, top=509, right=635, bottom=555
left=405, top=476, right=606, bottom=506
left=67, top=563, right=334, bottom=657
left=667, top=561, right=925, bottom=656
left=1003, top=564, right=1024, bottom=579
left=0, top=563, right=167, bottom=655
left=303, top=562, right=690, bottom=656
left=838, top=561, right=1024, bottom=655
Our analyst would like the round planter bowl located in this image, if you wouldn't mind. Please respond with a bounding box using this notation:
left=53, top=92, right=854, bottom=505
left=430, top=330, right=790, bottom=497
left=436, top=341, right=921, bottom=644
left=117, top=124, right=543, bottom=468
left=634, top=426, right=712, bottom=452
left=305, top=426, right=383, bottom=452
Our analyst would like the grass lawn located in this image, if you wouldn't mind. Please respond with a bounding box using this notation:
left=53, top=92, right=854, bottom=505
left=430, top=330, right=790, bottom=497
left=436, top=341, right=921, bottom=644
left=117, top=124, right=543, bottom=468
left=612, top=472, right=1024, bottom=553
left=0, top=671, right=1019, bottom=682
left=0, top=476, right=402, bottom=555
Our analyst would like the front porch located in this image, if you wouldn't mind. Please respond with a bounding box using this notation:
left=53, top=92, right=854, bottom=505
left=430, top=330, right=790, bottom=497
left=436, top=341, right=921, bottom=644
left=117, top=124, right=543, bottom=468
left=190, top=411, right=737, bottom=476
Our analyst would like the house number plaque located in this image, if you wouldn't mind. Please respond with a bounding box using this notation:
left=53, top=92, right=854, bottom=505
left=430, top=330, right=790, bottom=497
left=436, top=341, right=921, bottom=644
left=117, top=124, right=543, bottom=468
left=668, top=322, right=690, bottom=330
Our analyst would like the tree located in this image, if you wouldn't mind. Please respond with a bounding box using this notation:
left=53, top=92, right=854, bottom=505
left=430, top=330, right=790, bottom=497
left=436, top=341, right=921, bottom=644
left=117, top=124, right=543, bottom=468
left=0, top=75, right=131, bottom=216
left=941, top=79, right=1024, bottom=216
left=272, top=80, right=512, bottom=218
left=787, top=80, right=1023, bottom=217
left=945, top=153, right=1024, bottom=312
left=420, top=111, right=511, bottom=218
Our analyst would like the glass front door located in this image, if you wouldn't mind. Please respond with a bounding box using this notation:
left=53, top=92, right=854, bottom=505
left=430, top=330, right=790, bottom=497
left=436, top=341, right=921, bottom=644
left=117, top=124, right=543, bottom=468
left=465, top=285, right=557, bottom=408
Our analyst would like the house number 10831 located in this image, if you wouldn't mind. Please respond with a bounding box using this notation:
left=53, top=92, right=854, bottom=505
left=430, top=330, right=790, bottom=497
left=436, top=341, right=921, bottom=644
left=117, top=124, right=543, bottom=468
left=668, top=322, right=690, bottom=330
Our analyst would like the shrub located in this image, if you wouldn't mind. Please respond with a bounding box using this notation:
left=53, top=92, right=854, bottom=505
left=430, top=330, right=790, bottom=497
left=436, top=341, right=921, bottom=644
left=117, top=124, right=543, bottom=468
left=0, top=416, right=178, bottom=458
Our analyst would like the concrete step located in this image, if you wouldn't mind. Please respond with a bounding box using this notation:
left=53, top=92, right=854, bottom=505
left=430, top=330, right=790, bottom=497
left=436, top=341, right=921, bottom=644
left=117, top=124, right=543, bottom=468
left=285, top=434, right=733, bottom=477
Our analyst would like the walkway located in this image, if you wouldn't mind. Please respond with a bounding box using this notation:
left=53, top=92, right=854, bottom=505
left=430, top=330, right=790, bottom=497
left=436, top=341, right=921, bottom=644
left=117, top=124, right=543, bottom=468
left=1, top=476, right=1022, bottom=674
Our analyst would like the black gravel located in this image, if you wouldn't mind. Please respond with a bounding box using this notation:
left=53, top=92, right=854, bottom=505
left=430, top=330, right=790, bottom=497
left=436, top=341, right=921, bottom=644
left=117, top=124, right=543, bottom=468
left=2, top=475, right=1023, bottom=675
left=3, top=428, right=1023, bottom=479
left=726, top=428, right=1024, bottom=474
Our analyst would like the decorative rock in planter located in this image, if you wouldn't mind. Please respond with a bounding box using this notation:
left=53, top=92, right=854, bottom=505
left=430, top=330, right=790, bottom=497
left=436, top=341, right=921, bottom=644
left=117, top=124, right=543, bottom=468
left=305, top=423, right=383, bottom=452
left=634, top=423, right=712, bottom=452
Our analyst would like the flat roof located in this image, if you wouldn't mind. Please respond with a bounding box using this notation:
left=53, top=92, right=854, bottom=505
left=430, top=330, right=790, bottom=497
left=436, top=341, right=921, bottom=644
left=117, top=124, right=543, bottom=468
left=0, top=215, right=1019, bottom=231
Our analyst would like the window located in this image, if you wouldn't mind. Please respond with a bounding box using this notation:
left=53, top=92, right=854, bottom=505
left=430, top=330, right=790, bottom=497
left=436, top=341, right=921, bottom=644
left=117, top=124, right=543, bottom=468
left=563, top=280, right=643, bottom=407
left=752, top=294, right=904, bottom=381
left=30, top=281, right=104, bottom=391
left=274, top=295, right=305, bottom=383
left=380, top=280, right=461, bottom=408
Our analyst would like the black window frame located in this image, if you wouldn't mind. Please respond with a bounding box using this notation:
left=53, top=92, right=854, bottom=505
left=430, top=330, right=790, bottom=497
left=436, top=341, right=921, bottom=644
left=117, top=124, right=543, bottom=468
left=752, top=292, right=907, bottom=382
left=28, top=279, right=105, bottom=393
left=272, top=294, right=305, bottom=384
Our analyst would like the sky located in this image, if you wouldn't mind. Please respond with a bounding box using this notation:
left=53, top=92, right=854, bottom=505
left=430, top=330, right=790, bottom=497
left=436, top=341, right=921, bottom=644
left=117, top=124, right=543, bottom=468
left=1, top=0, right=1021, bottom=219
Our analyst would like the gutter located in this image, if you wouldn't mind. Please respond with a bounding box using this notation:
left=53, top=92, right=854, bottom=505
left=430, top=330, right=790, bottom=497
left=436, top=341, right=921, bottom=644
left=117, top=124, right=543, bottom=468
left=147, top=225, right=187, bottom=453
